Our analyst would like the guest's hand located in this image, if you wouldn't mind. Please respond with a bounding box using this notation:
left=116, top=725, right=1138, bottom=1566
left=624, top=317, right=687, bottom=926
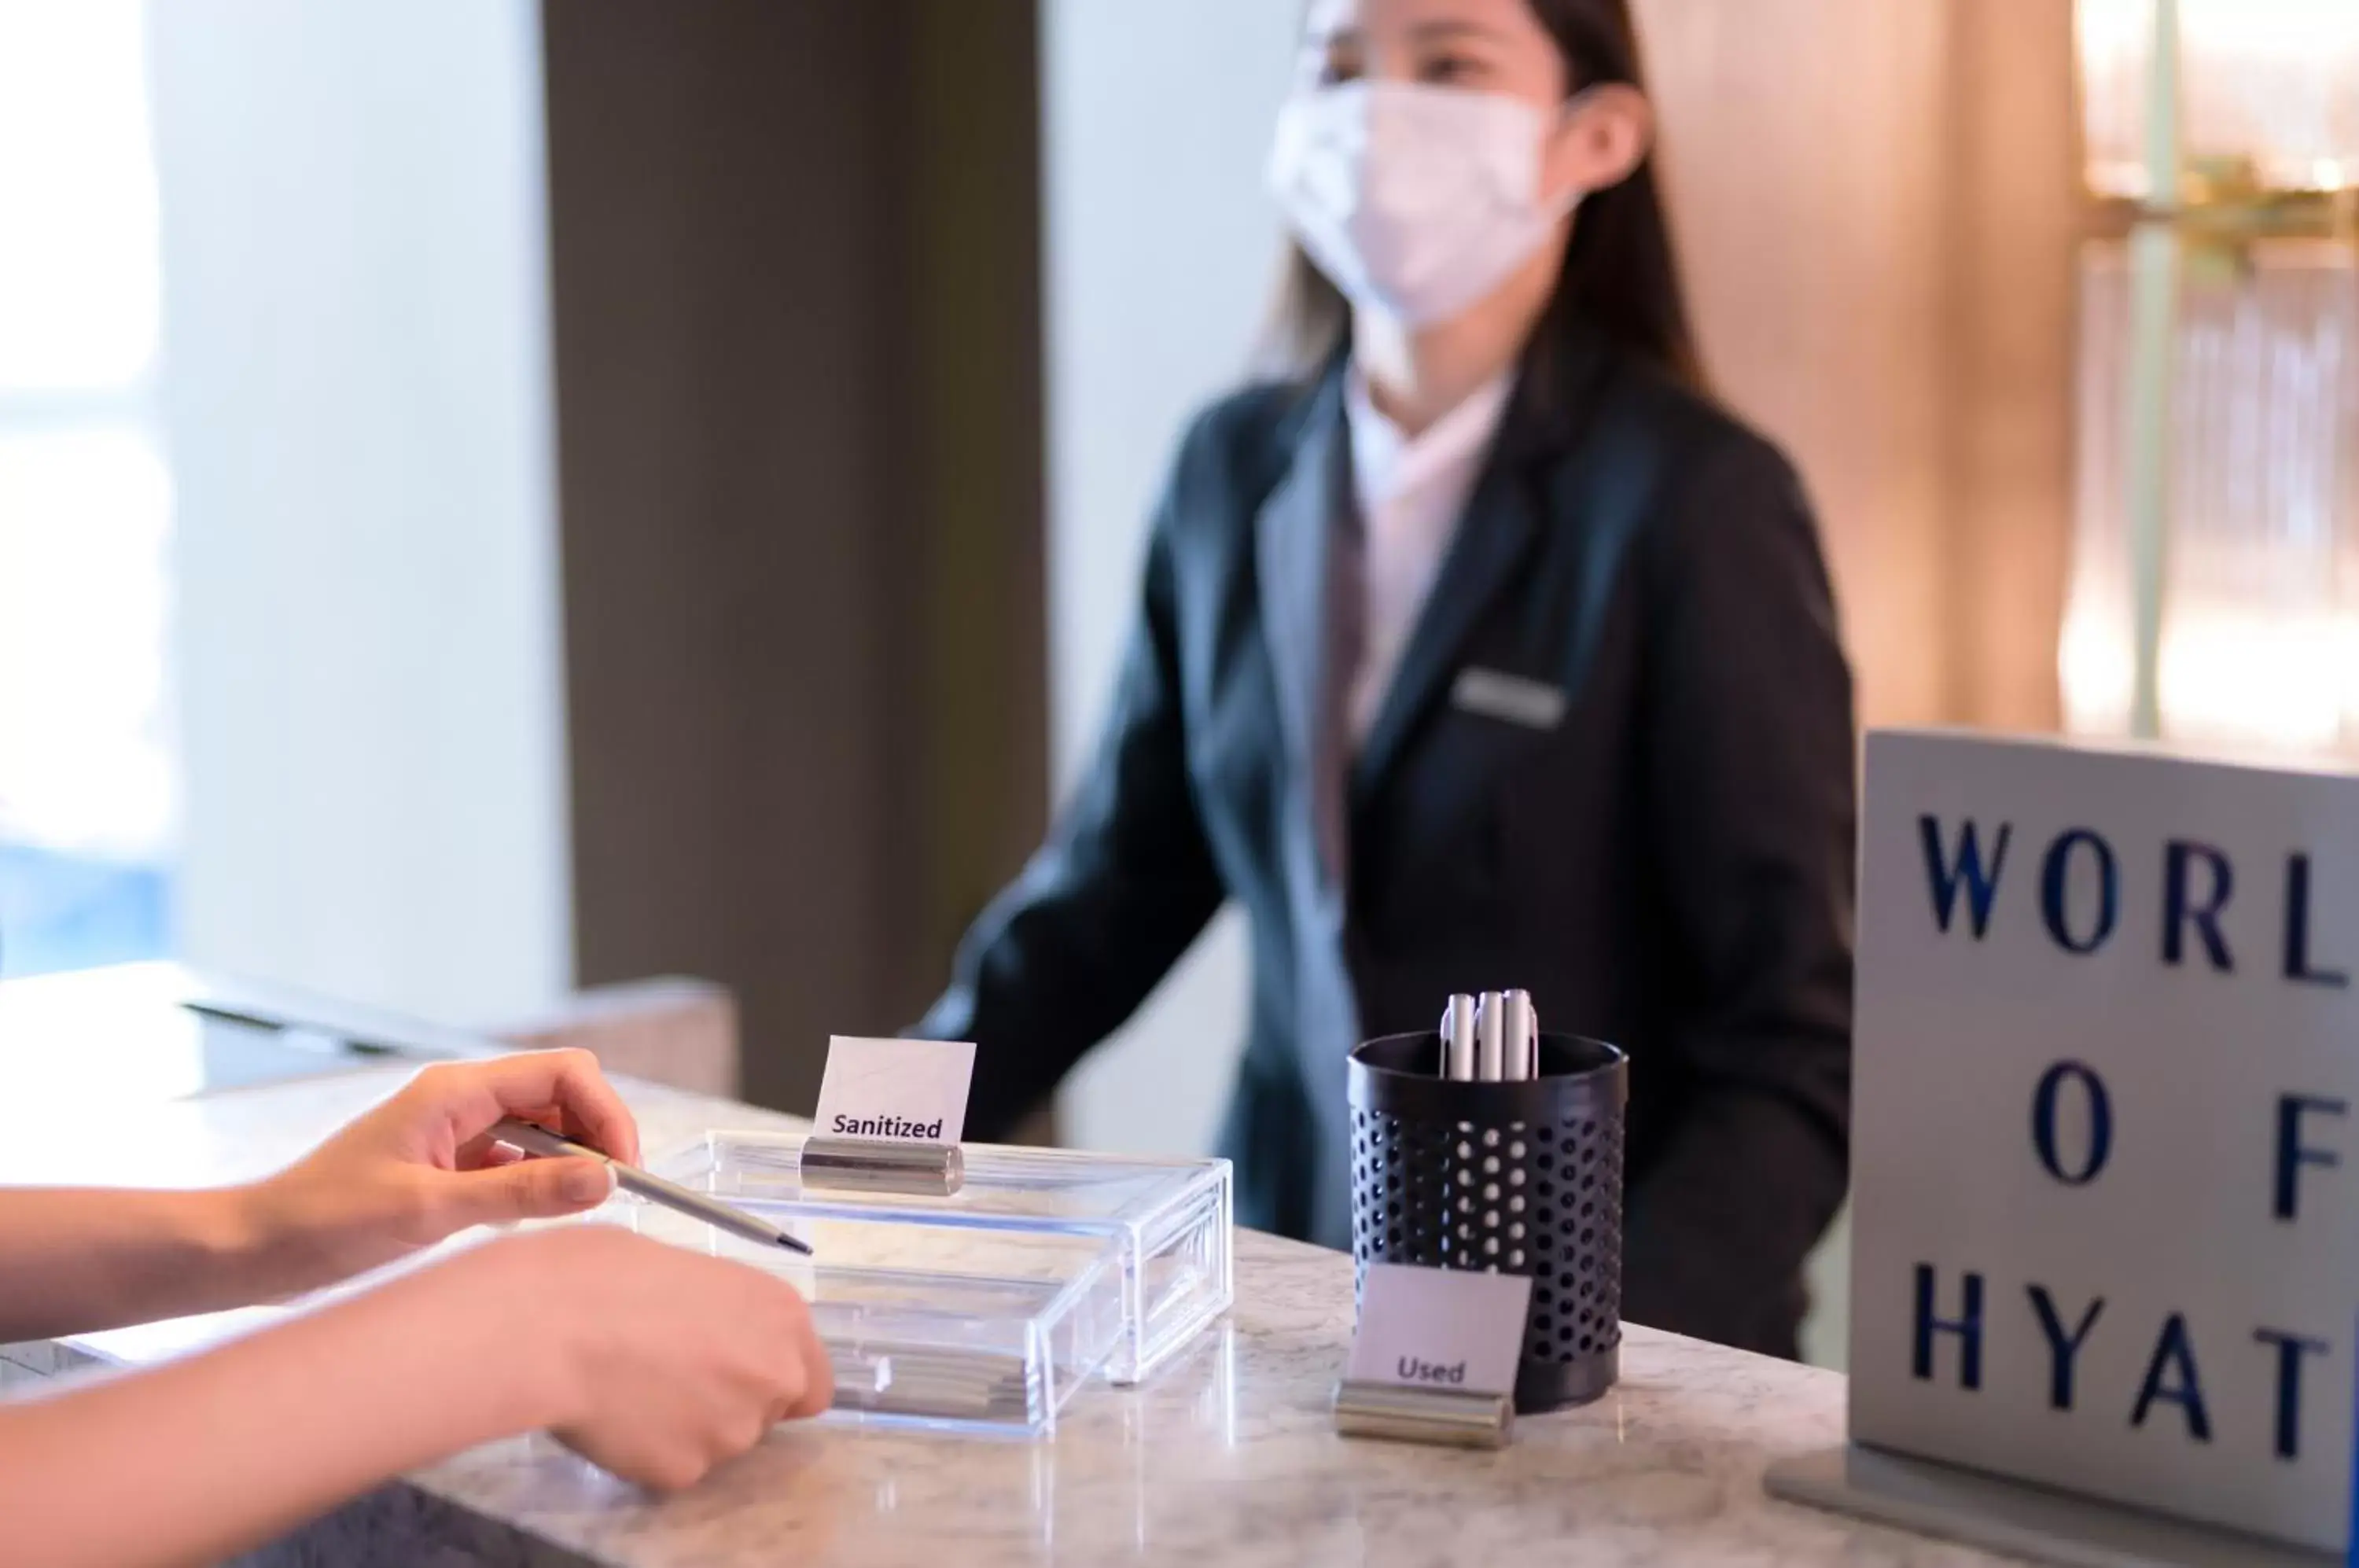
left=433, top=1224, right=835, bottom=1489
left=241, top=1049, right=640, bottom=1294
left=0, top=1048, right=826, bottom=1568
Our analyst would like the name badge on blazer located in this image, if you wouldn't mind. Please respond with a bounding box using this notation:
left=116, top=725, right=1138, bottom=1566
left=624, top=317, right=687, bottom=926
left=1451, top=668, right=1567, bottom=731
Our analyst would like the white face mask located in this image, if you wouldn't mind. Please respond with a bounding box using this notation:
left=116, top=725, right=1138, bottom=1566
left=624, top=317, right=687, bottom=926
left=1268, top=79, right=1583, bottom=329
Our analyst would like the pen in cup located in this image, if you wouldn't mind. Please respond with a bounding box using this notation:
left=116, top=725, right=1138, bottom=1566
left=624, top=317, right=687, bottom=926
left=1501, top=990, right=1536, bottom=1081
left=493, top=1117, right=815, bottom=1257
left=1440, top=995, right=1478, bottom=1080
left=1475, top=992, right=1506, bottom=1081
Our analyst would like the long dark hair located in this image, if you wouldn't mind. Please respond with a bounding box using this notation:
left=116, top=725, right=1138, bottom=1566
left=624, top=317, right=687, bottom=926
left=1260, top=0, right=1707, bottom=394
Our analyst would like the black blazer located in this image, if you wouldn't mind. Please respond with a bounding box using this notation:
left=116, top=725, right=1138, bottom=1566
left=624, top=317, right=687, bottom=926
left=919, top=326, right=1855, bottom=1357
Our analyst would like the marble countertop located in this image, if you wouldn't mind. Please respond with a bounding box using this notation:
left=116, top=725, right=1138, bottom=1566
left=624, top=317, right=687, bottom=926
left=0, top=1035, right=2021, bottom=1566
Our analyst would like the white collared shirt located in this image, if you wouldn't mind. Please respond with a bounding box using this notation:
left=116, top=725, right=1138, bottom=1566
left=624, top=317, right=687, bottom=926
left=1341, top=363, right=1517, bottom=744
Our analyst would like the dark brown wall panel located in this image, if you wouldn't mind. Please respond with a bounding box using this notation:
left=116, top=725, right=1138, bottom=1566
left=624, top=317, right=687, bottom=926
left=542, top=1, right=1045, bottom=1113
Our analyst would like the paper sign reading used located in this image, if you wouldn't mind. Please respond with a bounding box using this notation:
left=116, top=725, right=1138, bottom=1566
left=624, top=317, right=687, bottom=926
left=1348, top=1262, right=1531, bottom=1395
left=811, top=1036, right=974, bottom=1144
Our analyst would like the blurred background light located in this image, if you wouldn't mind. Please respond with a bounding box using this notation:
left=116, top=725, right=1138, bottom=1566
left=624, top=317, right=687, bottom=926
left=0, top=0, right=176, bottom=974
left=2065, top=0, right=2359, bottom=757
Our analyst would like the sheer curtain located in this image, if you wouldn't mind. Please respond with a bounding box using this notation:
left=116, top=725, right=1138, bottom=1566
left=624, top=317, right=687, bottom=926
left=2066, top=0, right=2359, bottom=756
left=2063, top=241, right=2359, bottom=753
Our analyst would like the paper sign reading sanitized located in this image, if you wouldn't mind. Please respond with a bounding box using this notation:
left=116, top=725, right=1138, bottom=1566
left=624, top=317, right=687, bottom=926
left=811, top=1036, right=975, bottom=1144
left=1348, top=1262, right=1531, bottom=1395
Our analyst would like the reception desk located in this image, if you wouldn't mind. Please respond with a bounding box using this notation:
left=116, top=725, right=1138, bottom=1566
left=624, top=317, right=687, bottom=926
left=0, top=1007, right=2004, bottom=1566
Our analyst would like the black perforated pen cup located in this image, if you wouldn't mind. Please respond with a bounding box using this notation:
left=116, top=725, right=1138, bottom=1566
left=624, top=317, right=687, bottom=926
left=1347, top=1030, right=1628, bottom=1414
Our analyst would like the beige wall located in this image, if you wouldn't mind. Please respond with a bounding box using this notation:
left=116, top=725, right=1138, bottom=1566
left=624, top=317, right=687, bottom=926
left=1640, top=0, right=2079, bottom=733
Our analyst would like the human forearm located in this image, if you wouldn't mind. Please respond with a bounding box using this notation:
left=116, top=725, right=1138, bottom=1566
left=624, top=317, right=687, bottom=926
left=0, top=1243, right=560, bottom=1568
left=0, top=1053, right=642, bottom=1345
left=0, top=1052, right=823, bottom=1568
left=0, top=1187, right=281, bottom=1342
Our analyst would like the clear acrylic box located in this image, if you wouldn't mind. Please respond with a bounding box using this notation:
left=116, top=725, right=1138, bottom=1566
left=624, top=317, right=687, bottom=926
left=628, top=1134, right=1233, bottom=1436
left=621, top=1195, right=1128, bottom=1436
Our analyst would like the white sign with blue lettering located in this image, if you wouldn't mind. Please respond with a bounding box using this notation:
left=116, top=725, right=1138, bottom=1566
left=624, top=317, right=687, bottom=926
left=1849, top=731, right=2359, bottom=1555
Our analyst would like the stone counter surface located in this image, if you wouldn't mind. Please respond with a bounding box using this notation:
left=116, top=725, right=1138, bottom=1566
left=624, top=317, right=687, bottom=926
left=0, top=1068, right=2022, bottom=1567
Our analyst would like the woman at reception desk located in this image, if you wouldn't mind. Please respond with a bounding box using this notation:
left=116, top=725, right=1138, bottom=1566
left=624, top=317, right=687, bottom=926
left=920, top=0, right=1855, bottom=1357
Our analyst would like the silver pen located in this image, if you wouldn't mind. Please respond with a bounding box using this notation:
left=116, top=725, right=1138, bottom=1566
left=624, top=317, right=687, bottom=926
left=495, top=1117, right=815, bottom=1256
left=1501, top=990, right=1536, bottom=1081
left=1441, top=994, right=1478, bottom=1080
left=1475, top=992, right=1506, bottom=1081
